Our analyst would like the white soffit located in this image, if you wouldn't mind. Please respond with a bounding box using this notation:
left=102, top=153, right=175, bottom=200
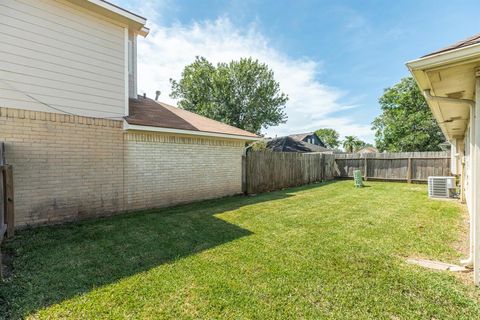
left=407, top=47, right=480, bottom=141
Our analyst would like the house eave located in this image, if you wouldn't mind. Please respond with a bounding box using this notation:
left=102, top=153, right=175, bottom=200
left=406, top=44, right=480, bottom=142
left=66, top=0, right=148, bottom=36
left=123, top=122, right=261, bottom=141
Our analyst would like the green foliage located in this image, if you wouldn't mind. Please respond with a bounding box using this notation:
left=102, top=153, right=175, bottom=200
left=2, top=182, right=476, bottom=319
left=170, top=56, right=288, bottom=134
left=342, top=135, right=366, bottom=153
left=315, top=128, right=340, bottom=149
left=249, top=140, right=268, bottom=151
left=372, top=77, right=445, bottom=152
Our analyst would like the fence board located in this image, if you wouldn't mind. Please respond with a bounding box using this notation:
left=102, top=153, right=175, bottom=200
left=246, top=151, right=334, bottom=194
left=334, top=152, right=450, bottom=182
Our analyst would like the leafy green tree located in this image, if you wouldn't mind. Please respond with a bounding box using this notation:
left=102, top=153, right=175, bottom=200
left=315, top=128, right=340, bottom=149
left=170, top=56, right=288, bottom=134
left=343, top=135, right=362, bottom=153
left=372, top=77, right=444, bottom=152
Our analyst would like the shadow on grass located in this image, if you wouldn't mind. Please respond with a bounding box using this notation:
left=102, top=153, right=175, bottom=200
left=0, top=181, right=335, bottom=319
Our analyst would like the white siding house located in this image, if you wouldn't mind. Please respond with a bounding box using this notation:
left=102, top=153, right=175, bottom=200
left=0, top=0, right=259, bottom=227
left=408, top=34, right=480, bottom=285
left=0, top=0, right=147, bottom=118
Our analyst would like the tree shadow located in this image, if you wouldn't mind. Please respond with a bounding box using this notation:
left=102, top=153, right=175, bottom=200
left=0, top=183, right=338, bottom=319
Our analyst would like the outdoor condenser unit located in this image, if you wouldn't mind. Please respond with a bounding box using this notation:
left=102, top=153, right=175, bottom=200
left=428, top=176, right=456, bottom=199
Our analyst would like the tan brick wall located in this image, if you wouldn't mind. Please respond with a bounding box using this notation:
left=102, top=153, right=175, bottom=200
left=124, top=132, right=244, bottom=211
left=0, top=108, right=125, bottom=226
left=0, top=108, right=245, bottom=227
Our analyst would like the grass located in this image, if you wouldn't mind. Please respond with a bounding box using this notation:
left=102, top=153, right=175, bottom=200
left=1, top=180, right=479, bottom=319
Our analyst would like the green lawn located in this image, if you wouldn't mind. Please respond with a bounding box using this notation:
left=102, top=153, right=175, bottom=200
left=1, top=181, right=479, bottom=319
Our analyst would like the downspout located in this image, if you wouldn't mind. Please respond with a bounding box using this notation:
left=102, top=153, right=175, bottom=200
left=423, top=89, right=475, bottom=108
left=423, top=89, right=475, bottom=267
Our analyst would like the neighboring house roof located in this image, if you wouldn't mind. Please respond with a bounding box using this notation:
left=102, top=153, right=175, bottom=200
left=288, top=132, right=326, bottom=147
left=125, top=96, right=259, bottom=140
left=423, top=33, right=480, bottom=57
left=357, top=146, right=379, bottom=154
left=288, top=133, right=312, bottom=141
left=266, top=136, right=332, bottom=153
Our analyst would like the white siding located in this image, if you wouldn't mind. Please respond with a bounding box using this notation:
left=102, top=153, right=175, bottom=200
left=0, top=0, right=127, bottom=118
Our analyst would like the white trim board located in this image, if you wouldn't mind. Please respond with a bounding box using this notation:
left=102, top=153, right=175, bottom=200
left=86, top=0, right=146, bottom=25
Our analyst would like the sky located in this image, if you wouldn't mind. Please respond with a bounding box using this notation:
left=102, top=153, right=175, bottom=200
left=116, top=0, right=479, bottom=142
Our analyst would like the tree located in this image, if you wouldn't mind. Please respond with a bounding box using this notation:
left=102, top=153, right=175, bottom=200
left=343, top=135, right=362, bottom=153
left=170, top=56, right=288, bottom=134
left=315, top=128, right=340, bottom=149
left=372, top=77, right=445, bottom=152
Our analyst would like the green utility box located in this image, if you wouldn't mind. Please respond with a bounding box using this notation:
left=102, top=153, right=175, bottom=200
left=353, top=170, right=364, bottom=188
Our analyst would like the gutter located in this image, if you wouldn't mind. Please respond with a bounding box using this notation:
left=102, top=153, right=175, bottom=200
left=407, top=42, right=480, bottom=71
left=423, top=89, right=475, bottom=267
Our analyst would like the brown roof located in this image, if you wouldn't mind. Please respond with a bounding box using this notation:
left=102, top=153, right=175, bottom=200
left=357, top=146, right=379, bottom=154
left=423, top=33, right=480, bottom=57
left=126, top=96, right=258, bottom=138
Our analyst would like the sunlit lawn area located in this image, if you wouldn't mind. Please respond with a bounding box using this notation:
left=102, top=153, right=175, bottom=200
left=1, top=180, right=480, bottom=319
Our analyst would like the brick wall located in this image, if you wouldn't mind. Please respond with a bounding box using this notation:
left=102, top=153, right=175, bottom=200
left=0, top=108, right=245, bottom=227
left=124, top=132, right=244, bottom=211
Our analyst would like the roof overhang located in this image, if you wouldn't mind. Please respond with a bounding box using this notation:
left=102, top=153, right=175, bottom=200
left=124, top=122, right=262, bottom=141
left=66, top=0, right=149, bottom=36
left=407, top=44, right=480, bottom=142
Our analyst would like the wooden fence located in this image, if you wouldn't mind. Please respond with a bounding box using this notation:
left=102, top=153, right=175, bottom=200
left=244, top=151, right=451, bottom=194
left=0, top=142, right=14, bottom=241
left=334, top=151, right=451, bottom=182
left=0, top=142, right=15, bottom=279
left=244, top=151, right=335, bottom=194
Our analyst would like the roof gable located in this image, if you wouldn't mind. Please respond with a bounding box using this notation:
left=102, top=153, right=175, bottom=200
left=126, top=96, right=258, bottom=139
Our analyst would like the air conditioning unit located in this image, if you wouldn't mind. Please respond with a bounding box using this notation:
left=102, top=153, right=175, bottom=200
left=428, top=176, right=456, bottom=198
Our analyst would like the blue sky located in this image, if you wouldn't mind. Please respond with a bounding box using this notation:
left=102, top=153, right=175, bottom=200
left=117, top=0, right=479, bottom=142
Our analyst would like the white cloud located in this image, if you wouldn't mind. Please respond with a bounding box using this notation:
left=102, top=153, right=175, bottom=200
left=136, top=16, right=373, bottom=141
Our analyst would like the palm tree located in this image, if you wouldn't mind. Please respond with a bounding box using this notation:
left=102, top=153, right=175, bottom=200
left=343, top=136, right=360, bottom=153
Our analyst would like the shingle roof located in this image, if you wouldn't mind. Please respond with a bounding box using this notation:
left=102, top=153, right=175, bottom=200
left=266, top=136, right=332, bottom=153
left=357, top=146, right=379, bottom=154
left=125, top=96, right=258, bottom=138
left=288, top=132, right=314, bottom=141
left=423, top=33, right=480, bottom=57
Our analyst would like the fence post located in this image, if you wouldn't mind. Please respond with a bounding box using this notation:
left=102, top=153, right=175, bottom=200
left=320, top=154, right=325, bottom=181
left=364, top=157, right=368, bottom=181
left=242, top=154, right=247, bottom=194
left=407, top=157, right=412, bottom=183
left=3, top=165, right=14, bottom=238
